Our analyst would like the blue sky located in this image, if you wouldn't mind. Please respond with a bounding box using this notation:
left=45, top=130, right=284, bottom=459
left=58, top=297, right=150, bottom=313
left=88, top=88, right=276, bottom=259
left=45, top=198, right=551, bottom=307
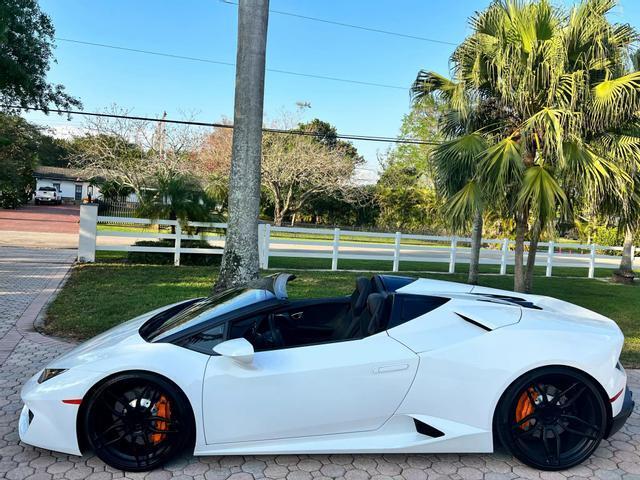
left=25, top=0, right=640, bottom=176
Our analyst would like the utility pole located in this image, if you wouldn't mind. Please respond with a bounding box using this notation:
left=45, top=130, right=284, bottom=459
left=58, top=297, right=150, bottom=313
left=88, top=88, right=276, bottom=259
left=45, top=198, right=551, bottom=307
left=215, top=0, right=269, bottom=290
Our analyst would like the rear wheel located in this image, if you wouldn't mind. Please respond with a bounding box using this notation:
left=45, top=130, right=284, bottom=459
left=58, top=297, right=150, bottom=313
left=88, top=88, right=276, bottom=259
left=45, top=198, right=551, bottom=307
left=496, top=367, right=606, bottom=471
left=83, top=372, right=193, bottom=471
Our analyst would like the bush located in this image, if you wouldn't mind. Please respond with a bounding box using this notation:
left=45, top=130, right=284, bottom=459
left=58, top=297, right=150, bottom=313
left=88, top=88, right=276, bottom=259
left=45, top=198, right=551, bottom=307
left=127, top=240, right=221, bottom=266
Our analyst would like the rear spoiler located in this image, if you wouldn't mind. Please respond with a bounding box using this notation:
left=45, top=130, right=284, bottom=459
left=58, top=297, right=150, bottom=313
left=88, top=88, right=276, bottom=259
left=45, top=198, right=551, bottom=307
left=249, top=273, right=296, bottom=300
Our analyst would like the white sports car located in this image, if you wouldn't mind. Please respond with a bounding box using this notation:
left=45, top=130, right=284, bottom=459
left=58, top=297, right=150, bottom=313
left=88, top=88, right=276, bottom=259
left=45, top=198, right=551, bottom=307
left=20, top=274, right=633, bottom=472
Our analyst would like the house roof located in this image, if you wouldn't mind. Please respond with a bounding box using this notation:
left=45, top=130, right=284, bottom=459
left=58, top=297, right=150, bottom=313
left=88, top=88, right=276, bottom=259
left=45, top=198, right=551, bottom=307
left=34, top=166, right=89, bottom=182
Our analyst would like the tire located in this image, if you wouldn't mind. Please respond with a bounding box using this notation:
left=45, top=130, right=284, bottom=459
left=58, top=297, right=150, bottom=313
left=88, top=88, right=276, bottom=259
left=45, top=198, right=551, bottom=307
left=495, top=366, right=607, bottom=471
left=82, top=372, right=194, bottom=471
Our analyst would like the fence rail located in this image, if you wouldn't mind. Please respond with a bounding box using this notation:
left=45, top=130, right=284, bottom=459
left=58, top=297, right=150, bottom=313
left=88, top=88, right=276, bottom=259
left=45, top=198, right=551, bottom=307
left=77, top=204, right=638, bottom=278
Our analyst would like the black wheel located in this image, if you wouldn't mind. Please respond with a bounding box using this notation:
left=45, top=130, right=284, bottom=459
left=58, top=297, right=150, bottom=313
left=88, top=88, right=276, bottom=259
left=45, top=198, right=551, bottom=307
left=83, top=372, right=194, bottom=471
left=495, top=367, right=607, bottom=471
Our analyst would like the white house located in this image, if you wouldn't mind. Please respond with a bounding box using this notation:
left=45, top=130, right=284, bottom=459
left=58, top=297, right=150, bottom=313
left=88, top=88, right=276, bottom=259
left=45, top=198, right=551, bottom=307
left=33, top=166, right=98, bottom=203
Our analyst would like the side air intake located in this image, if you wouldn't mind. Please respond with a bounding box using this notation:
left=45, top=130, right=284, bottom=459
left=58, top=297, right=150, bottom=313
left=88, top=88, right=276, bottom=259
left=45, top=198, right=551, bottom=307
left=413, top=419, right=445, bottom=438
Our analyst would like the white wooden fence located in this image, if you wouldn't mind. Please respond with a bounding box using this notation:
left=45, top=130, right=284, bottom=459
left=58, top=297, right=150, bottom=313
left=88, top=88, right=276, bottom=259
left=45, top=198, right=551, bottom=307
left=77, top=204, right=637, bottom=278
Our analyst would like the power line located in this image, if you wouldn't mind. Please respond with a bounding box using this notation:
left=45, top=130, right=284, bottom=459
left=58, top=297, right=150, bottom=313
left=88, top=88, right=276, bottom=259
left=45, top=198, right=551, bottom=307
left=11, top=105, right=441, bottom=146
left=219, top=0, right=458, bottom=46
left=55, top=38, right=407, bottom=91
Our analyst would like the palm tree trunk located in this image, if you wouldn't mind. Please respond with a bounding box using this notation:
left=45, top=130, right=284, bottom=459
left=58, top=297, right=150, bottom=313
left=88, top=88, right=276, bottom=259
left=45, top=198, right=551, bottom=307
left=467, top=209, right=483, bottom=285
left=619, top=225, right=635, bottom=273
left=215, top=0, right=269, bottom=291
left=514, top=212, right=528, bottom=293
left=524, top=220, right=541, bottom=293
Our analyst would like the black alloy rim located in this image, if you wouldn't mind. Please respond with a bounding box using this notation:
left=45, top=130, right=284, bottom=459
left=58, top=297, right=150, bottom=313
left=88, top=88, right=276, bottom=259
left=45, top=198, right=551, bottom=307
left=509, top=376, right=603, bottom=468
left=88, top=380, right=182, bottom=469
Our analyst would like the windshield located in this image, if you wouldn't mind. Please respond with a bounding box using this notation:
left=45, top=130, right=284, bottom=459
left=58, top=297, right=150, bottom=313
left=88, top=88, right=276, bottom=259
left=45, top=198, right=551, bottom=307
left=38, top=187, right=57, bottom=191
left=144, top=288, right=272, bottom=342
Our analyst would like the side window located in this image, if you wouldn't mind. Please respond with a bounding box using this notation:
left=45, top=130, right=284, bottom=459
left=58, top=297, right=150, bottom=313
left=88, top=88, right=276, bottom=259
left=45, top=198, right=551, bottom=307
left=178, top=323, right=225, bottom=354
left=387, top=295, right=449, bottom=329
left=228, top=313, right=278, bottom=352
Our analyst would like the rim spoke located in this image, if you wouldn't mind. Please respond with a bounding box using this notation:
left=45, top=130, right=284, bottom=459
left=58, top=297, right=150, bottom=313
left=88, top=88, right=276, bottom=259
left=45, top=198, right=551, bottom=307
left=561, top=414, right=600, bottom=432
left=541, top=426, right=552, bottom=462
left=551, top=426, right=561, bottom=463
left=564, top=426, right=599, bottom=441
left=101, top=430, right=129, bottom=447
left=560, top=386, right=586, bottom=409
left=515, top=422, right=541, bottom=438
left=512, top=413, right=537, bottom=429
left=147, top=425, right=179, bottom=434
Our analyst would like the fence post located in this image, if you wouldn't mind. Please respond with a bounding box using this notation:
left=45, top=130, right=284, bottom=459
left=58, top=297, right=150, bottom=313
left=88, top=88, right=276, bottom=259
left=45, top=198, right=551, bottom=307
left=331, top=228, right=340, bottom=271
left=546, top=240, right=554, bottom=277
left=78, top=203, right=98, bottom=263
left=588, top=243, right=596, bottom=279
left=631, top=245, right=637, bottom=269
left=449, top=236, right=458, bottom=274
left=392, top=231, right=401, bottom=272
left=263, top=224, right=271, bottom=269
left=500, top=238, right=508, bottom=275
left=174, top=222, right=182, bottom=266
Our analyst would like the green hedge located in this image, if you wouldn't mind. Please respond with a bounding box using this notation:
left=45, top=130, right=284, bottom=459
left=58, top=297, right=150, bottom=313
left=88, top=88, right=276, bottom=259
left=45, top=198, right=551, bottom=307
left=127, top=240, right=221, bottom=266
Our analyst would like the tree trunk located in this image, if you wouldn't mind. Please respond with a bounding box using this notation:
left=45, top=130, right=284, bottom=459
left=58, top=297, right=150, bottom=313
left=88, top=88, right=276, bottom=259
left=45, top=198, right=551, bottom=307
left=273, top=210, right=284, bottom=226
left=467, top=209, right=483, bottom=285
left=612, top=225, right=636, bottom=284
left=619, top=225, right=635, bottom=273
left=215, top=0, right=269, bottom=291
left=513, top=212, right=528, bottom=293
left=524, top=220, right=541, bottom=293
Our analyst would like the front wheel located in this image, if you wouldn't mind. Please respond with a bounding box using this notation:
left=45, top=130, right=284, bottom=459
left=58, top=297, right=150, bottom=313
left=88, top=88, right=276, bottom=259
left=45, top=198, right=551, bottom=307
left=495, top=367, right=606, bottom=471
left=83, top=372, right=194, bottom=471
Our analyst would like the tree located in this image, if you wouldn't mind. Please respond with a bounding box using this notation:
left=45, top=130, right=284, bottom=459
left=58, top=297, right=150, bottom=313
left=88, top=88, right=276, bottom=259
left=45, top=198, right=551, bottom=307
left=0, top=0, right=80, bottom=112
left=215, top=0, right=269, bottom=291
left=376, top=98, right=446, bottom=233
left=376, top=154, right=443, bottom=232
left=261, top=130, right=359, bottom=225
left=137, top=173, right=215, bottom=233
left=69, top=106, right=204, bottom=194
left=198, top=116, right=363, bottom=226
left=0, top=113, right=39, bottom=208
left=413, top=0, right=640, bottom=292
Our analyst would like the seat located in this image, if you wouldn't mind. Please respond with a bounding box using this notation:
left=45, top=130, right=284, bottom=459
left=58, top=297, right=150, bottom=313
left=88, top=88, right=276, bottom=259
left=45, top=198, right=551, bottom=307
left=331, top=277, right=371, bottom=341
left=365, top=293, right=388, bottom=335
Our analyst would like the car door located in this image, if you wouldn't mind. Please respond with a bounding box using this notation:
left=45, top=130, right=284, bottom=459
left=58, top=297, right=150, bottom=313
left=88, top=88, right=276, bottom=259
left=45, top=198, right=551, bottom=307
left=202, top=331, right=418, bottom=444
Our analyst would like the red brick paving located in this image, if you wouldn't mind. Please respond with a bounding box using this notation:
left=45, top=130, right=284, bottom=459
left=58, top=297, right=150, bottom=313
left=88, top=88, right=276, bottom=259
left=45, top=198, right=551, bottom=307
left=0, top=204, right=79, bottom=234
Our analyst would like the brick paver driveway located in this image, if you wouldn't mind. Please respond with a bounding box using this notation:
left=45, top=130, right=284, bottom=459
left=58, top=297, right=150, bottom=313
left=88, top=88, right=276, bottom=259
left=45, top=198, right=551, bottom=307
left=0, top=204, right=79, bottom=235
left=1, top=247, right=639, bottom=479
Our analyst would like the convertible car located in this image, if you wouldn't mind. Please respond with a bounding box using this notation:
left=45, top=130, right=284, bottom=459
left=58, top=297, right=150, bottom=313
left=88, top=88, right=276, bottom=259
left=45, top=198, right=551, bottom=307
left=20, top=273, right=633, bottom=472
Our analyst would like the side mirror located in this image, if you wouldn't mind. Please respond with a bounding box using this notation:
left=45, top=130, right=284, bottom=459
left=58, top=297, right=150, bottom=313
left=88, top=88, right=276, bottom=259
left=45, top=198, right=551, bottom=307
left=213, top=338, right=254, bottom=364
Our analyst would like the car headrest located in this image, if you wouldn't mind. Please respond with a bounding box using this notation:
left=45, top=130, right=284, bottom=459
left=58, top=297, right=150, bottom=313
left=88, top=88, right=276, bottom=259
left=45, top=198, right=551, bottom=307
left=351, top=277, right=372, bottom=315
left=366, top=293, right=387, bottom=335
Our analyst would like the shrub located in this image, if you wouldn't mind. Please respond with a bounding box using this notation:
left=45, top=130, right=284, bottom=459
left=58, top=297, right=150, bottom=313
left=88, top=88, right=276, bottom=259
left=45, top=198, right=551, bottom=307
left=126, top=239, right=221, bottom=266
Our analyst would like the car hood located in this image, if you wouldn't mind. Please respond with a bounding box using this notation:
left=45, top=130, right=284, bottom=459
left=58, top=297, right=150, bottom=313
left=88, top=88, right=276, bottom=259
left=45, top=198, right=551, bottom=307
left=49, top=301, right=190, bottom=369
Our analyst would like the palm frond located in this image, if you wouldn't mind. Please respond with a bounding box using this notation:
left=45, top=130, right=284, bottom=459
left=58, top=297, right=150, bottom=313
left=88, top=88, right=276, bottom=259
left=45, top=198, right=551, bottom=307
left=432, top=133, right=488, bottom=195
left=516, top=165, right=567, bottom=226
left=479, top=136, right=524, bottom=193
left=442, top=180, right=483, bottom=232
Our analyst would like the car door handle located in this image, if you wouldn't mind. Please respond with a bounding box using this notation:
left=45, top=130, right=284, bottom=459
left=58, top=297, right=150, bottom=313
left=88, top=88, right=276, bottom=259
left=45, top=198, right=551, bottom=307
left=374, top=364, right=410, bottom=374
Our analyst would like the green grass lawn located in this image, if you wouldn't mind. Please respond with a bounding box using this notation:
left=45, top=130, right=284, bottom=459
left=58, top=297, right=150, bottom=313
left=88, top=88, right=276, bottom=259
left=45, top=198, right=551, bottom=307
left=46, top=261, right=640, bottom=366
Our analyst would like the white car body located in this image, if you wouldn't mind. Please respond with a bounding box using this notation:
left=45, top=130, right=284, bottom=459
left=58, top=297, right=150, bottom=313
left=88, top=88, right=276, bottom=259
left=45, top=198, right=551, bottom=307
left=20, top=275, right=631, bottom=458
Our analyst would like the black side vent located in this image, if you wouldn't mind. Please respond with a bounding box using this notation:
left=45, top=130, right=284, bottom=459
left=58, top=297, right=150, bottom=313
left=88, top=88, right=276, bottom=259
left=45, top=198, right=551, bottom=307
left=455, top=312, right=492, bottom=332
left=414, top=419, right=445, bottom=438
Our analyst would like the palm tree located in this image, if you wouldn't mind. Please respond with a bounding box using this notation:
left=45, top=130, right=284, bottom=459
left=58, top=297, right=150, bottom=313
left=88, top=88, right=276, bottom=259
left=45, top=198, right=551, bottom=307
left=137, top=173, right=215, bottom=234
left=413, top=0, right=640, bottom=292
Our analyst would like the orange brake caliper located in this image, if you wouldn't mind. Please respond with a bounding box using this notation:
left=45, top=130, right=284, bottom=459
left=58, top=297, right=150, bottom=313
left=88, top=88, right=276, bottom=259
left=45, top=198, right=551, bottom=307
left=150, top=395, right=171, bottom=444
left=515, top=388, right=536, bottom=429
